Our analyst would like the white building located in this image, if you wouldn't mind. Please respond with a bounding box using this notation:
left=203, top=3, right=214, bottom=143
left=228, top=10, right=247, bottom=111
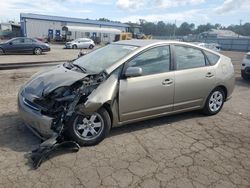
left=20, top=13, right=129, bottom=43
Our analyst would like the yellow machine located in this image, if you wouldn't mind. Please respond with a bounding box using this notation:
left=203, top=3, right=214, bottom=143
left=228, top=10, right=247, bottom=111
left=115, top=32, right=152, bottom=41
left=114, top=32, right=132, bottom=41
left=139, top=34, right=152, bottom=39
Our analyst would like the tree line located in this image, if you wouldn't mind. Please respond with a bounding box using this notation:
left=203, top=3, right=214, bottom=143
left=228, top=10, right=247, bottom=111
left=138, top=20, right=250, bottom=36
left=98, top=18, right=250, bottom=36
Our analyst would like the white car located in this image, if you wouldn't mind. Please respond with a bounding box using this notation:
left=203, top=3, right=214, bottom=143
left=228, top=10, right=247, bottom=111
left=241, top=52, right=250, bottom=80
left=65, top=38, right=95, bottom=49
left=197, top=43, right=221, bottom=52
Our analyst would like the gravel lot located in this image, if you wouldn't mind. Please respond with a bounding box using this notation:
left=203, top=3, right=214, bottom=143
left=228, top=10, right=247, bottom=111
left=0, top=51, right=249, bottom=188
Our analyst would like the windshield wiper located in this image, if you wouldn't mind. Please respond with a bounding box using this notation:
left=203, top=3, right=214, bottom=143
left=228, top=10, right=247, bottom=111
left=72, top=63, right=87, bottom=73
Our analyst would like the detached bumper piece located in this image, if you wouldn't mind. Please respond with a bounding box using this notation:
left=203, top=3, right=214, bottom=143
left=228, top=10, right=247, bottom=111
left=31, top=134, right=80, bottom=169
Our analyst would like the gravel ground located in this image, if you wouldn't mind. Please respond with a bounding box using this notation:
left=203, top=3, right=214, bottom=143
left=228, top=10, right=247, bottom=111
left=0, top=51, right=249, bottom=188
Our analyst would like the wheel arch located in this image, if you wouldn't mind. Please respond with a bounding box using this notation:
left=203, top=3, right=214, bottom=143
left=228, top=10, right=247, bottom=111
left=0, top=47, right=5, bottom=53
left=214, top=85, right=228, bottom=101
left=102, top=103, right=113, bottom=126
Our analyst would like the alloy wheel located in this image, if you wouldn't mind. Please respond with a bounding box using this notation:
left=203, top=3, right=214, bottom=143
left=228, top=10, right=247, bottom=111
left=208, top=91, right=223, bottom=112
left=73, top=113, right=104, bottom=141
left=34, top=48, right=42, bottom=55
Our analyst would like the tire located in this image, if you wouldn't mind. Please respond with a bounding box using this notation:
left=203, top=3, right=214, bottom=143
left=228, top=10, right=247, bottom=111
left=66, top=107, right=111, bottom=146
left=89, top=44, right=94, bottom=49
left=34, top=47, right=42, bottom=55
left=0, top=48, right=4, bottom=55
left=203, top=87, right=225, bottom=116
left=72, top=45, right=77, bottom=49
left=241, top=71, right=250, bottom=80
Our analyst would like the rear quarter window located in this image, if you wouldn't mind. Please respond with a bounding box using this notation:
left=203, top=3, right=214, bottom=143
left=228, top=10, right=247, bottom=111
left=204, top=51, right=220, bottom=65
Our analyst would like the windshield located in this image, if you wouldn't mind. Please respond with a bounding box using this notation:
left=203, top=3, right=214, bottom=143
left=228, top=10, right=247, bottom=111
left=73, top=44, right=138, bottom=73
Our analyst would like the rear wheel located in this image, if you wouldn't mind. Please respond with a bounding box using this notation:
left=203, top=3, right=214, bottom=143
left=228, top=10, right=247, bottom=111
left=34, top=47, right=42, bottom=55
left=0, top=48, right=4, bottom=55
left=72, top=45, right=77, bottom=49
left=66, top=108, right=111, bottom=146
left=203, top=88, right=225, bottom=115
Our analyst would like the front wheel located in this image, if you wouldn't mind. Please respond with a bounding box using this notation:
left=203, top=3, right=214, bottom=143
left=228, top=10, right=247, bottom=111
left=203, top=88, right=225, bottom=115
left=89, top=44, right=94, bottom=49
left=72, top=45, right=77, bottom=49
left=34, top=47, right=42, bottom=55
left=66, top=108, right=111, bottom=146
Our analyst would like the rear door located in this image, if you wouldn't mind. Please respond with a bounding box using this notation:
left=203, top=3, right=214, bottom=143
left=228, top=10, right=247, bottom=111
left=78, top=39, right=87, bottom=48
left=119, top=45, right=175, bottom=122
left=173, top=45, right=216, bottom=111
left=23, top=38, right=35, bottom=53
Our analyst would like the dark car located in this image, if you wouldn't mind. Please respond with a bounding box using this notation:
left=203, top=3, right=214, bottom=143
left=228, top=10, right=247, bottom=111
left=0, top=37, right=50, bottom=55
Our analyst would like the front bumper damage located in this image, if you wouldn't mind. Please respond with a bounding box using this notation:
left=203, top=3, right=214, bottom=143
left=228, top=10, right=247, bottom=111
left=18, top=92, right=54, bottom=139
left=18, top=86, right=84, bottom=169
left=18, top=65, right=119, bottom=168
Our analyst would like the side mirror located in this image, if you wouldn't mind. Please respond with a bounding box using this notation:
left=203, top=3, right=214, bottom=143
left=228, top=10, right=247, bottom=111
left=9, top=42, right=13, bottom=45
left=125, top=67, right=142, bottom=78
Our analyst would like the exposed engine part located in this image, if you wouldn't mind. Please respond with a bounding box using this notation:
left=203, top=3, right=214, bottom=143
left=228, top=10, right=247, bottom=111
left=29, top=71, right=107, bottom=169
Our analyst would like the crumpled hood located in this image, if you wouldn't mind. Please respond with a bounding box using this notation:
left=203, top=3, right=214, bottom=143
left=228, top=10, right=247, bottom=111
left=23, top=65, right=87, bottom=99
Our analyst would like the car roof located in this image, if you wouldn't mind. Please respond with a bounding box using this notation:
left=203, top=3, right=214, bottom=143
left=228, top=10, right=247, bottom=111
left=246, top=52, right=250, bottom=55
left=114, top=39, right=164, bottom=47
left=113, top=39, right=203, bottom=48
left=76, top=38, right=91, bottom=40
left=113, top=39, right=222, bottom=56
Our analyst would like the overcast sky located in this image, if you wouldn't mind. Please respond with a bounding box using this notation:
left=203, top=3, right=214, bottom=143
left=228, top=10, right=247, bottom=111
left=1, top=0, right=250, bottom=26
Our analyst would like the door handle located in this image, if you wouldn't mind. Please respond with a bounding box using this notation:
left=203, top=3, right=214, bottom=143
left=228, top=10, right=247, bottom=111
left=162, top=78, right=173, bottom=85
left=206, top=72, right=214, bottom=78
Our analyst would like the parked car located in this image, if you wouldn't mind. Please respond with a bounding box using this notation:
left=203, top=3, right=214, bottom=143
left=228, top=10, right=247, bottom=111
left=196, top=43, right=221, bottom=52
left=18, top=40, right=235, bottom=146
left=65, top=38, right=95, bottom=49
left=0, top=37, right=50, bottom=55
left=241, top=52, right=250, bottom=80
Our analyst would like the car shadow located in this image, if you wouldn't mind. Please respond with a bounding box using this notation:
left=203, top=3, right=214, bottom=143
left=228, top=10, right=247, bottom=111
left=0, top=113, right=41, bottom=153
left=0, top=110, right=203, bottom=154
left=1, top=52, right=48, bottom=56
left=110, top=111, right=202, bottom=137
left=0, top=109, right=205, bottom=169
left=235, top=76, right=250, bottom=87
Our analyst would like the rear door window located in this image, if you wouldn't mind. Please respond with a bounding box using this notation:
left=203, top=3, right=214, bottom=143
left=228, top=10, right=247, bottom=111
left=24, top=38, right=34, bottom=44
left=174, top=45, right=206, bottom=70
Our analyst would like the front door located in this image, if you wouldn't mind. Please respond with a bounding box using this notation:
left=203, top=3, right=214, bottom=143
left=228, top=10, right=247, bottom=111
left=119, top=45, right=175, bottom=122
left=173, top=45, right=216, bottom=111
left=5, top=38, right=25, bottom=53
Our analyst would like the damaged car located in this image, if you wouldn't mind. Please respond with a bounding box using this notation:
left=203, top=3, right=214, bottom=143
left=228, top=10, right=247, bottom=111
left=18, top=40, right=235, bottom=146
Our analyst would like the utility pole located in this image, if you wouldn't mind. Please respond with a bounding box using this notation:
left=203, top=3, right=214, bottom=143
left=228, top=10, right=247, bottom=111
left=238, top=19, right=242, bottom=38
left=173, top=20, right=176, bottom=39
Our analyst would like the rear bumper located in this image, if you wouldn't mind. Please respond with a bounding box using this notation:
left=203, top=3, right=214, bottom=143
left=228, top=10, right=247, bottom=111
left=18, top=91, right=54, bottom=139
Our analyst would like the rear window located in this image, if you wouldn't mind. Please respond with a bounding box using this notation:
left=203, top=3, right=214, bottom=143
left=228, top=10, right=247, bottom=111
left=204, top=51, right=220, bottom=65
